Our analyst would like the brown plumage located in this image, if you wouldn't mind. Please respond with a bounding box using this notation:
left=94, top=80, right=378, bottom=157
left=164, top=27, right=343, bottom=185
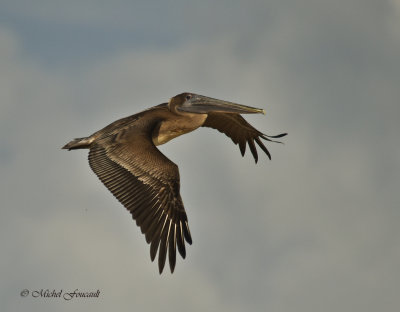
left=62, top=92, right=286, bottom=273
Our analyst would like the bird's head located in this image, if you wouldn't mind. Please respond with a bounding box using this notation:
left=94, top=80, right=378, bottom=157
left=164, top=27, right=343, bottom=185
left=168, top=92, right=266, bottom=115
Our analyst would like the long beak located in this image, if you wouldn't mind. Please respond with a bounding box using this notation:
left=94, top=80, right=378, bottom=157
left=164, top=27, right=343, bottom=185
left=178, top=95, right=265, bottom=115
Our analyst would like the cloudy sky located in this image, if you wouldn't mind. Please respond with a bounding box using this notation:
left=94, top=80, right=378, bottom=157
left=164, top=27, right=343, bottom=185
left=1, top=1, right=399, bottom=311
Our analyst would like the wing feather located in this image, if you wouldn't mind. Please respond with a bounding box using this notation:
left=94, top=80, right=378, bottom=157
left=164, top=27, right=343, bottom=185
left=202, top=112, right=286, bottom=162
left=88, top=131, right=191, bottom=273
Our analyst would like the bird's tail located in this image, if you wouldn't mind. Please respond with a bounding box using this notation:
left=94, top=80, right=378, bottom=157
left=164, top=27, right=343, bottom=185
left=62, top=137, right=93, bottom=150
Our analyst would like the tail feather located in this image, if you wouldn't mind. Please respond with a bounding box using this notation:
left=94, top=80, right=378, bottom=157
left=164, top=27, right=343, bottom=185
left=62, top=137, right=92, bottom=150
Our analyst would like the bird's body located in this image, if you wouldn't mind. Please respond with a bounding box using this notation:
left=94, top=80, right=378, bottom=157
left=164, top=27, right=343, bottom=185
left=63, top=92, right=286, bottom=273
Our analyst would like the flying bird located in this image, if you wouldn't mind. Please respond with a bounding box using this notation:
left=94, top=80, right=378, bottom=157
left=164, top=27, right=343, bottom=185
left=63, top=92, right=286, bottom=273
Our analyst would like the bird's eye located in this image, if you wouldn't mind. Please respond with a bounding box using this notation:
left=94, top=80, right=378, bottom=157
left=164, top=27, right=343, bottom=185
left=185, top=94, right=192, bottom=101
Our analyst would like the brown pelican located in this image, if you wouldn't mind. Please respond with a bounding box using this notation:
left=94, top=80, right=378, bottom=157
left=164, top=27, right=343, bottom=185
left=63, top=92, right=286, bottom=273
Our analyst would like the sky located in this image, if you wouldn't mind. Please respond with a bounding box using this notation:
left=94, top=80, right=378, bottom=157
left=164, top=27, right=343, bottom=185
left=1, top=0, right=399, bottom=311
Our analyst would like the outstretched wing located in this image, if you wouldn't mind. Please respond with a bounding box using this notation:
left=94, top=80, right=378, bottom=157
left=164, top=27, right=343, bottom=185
left=88, top=130, right=191, bottom=274
left=202, top=112, right=287, bottom=163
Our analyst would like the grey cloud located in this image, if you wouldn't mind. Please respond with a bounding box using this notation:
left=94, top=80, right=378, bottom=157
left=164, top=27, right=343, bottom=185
left=1, top=1, right=399, bottom=312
